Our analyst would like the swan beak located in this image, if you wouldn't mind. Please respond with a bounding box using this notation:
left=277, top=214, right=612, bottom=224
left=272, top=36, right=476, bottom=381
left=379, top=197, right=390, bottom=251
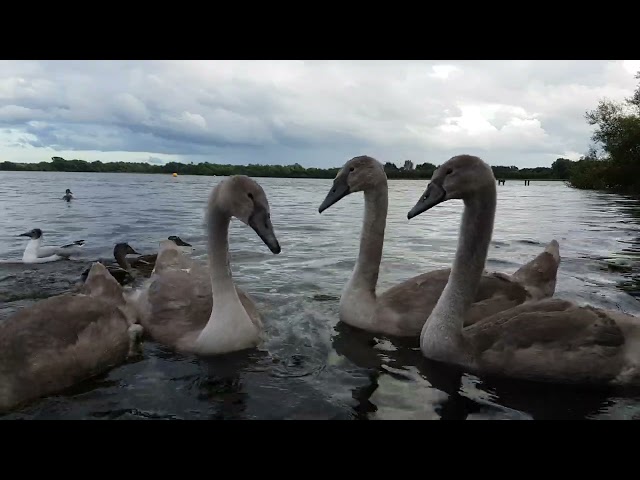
left=318, top=178, right=350, bottom=213
left=249, top=210, right=281, bottom=255
left=18, top=232, right=31, bottom=237
left=407, top=182, right=446, bottom=219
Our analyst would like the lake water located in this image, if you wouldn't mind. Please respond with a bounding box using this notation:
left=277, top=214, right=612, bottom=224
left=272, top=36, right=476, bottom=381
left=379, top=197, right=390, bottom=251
left=1, top=171, right=640, bottom=420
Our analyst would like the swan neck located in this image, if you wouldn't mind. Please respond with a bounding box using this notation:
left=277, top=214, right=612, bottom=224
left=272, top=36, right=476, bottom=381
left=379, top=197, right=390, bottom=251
left=422, top=185, right=496, bottom=349
left=195, top=206, right=259, bottom=355
left=352, top=185, right=388, bottom=293
left=207, top=208, right=235, bottom=295
left=452, top=190, right=496, bottom=305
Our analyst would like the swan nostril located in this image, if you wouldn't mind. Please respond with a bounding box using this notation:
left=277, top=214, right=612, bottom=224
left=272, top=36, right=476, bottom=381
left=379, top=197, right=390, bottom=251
left=332, top=189, right=336, bottom=193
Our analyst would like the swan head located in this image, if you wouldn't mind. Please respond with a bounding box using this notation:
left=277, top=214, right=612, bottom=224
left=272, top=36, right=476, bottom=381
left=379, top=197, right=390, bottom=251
left=18, top=228, right=43, bottom=240
left=209, top=175, right=281, bottom=254
left=408, top=155, right=495, bottom=219
left=318, top=155, right=386, bottom=213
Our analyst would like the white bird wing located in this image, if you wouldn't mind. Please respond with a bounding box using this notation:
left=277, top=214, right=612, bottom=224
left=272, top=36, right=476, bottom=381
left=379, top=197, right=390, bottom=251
left=26, top=254, right=63, bottom=263
left=35, top=246, right=59, bottom=258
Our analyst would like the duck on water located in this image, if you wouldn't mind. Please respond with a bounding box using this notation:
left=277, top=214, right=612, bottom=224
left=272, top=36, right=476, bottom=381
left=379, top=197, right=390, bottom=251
left=79, top=236, right=194, bottom=285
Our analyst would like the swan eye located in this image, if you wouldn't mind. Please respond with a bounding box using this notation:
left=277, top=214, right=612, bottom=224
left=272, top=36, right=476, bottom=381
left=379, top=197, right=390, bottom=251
left=247, top=193, right=254, bottom=200
left=446, top=168, right=453, bottom=175
left=349, top=167, right=355, bottom=172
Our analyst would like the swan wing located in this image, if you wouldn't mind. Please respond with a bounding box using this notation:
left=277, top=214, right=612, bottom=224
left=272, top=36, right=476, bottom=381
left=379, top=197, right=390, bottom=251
left=0, top=293, right=130, bottom=412
left=509, top=239, right=561, bottom=300
left=139, top=267, right=212, bottom=349
left=464, top=298, right=628, bottom=384
left=377, top=268, right=530, bottom=336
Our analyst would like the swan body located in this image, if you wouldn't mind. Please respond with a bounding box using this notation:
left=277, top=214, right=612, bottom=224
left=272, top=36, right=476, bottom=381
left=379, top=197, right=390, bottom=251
left=134, top=175, right=281, bottom=356
left=0, top=262, right=143, bottom=413
left=318, top=155, right=560, bottom=337
left=407, top=154, right=640, bottom=387
left=19, top=228, right=85, bottom=263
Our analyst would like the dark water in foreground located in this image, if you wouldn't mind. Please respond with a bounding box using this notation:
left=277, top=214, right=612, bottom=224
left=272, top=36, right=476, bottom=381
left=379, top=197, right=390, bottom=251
left=1, top=171, right=640, bottom=420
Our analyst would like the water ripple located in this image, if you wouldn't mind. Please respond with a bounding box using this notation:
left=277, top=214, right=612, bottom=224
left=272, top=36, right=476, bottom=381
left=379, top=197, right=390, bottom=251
left=1, top=172, right=640, bottom=419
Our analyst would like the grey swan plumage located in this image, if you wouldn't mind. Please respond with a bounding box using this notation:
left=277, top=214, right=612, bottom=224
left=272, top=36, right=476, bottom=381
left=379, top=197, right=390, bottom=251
left=317, top=155, right=560, bottom=337
left=132, top=175, right=281, bottom=356
left=0, top=262, right=143, bottom=413
left=407, top=154, right=640, bottom=388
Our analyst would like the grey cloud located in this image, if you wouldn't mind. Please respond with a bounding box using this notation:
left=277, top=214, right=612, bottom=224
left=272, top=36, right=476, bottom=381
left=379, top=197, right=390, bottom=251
left=0, top=60, right=637, bottom=168
left=21, top=122, right=211, bottom=155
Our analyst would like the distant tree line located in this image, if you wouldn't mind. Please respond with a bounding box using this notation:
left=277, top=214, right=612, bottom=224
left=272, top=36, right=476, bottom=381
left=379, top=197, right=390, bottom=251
left=0, top=157, right=343, bottom=179
left=0, top=156, right=573, bottom=181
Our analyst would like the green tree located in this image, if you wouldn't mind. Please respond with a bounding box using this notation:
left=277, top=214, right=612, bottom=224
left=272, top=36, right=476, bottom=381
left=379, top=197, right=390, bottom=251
left=551, top=158, right=574, bottom=180
left=383, top=162, right=399, bottom=175
left=569, top=70, right=640, bottom=193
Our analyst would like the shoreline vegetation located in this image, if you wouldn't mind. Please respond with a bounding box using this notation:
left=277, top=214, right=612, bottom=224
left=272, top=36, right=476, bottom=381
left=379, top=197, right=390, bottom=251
left=2, top=71, right=639, bottom=193
left=0, top=156, right=573, bottom=181
left=566, top=71, right=640, bottom=195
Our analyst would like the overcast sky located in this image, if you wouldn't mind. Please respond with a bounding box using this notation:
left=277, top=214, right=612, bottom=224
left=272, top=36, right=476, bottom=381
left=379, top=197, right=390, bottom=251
left=1, top=60, right=639, bottom=169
